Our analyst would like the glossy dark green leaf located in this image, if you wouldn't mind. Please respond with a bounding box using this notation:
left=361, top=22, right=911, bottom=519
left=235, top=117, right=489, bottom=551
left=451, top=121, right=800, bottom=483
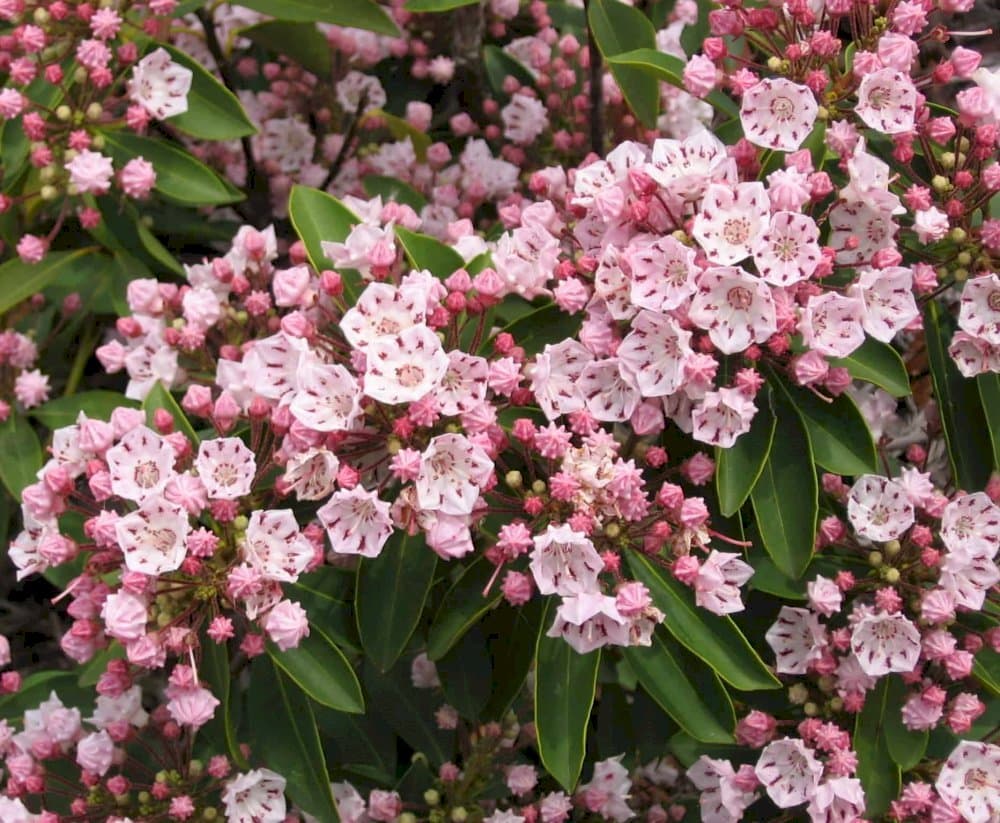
left=427, top=557, right=504, bottom=660
left=248, top=658, right=339, bottom=820
left=363, top=174, right=428, bottom=212
left=534, top=600, right=600, bottom=792
left=587, top=0, right=659, bottom=127
left=486, top=302, right=582, bottom=357
left=289, top=569, right=360, bottom=654
left=143, top=381, right=200, bottom=445
left=973, top=647, right=1000, bottom=697
left=150, top=43, right=257, bottom=139
left=0, top=414, right=42, bottom=501
left=605, top=48, right=739, bottom=117
left=235, top=0, right=398, bottom=33
left=883, top=676, right=928, bottom=771
left=773, top=375, right=878, bottom=476
left=268, top=626, right=364, bottom=713
left=101, top=131, right=244, bottom=206
left=32, top=391, right=138, bottom=429
left=977, top=372, right=1000, bottom=470
left=288, top=185, right=363, bottom=301
left=241, top=21, right=331, bottom=75
left=0, top=247, right=103, bottom=315
left=356, top=531, right=437, bottom=672
left=924, top=301, right=993, bottom=490
left=201, top=637, right=246, bottom=767
left=406, top=0, right=477, bottom=10
left=481, top=600, right=543, bottom=720
left=854, top=676, right=902, bottom=817
left=750, top=387, right=817, bottom=578
left=395, top=227, right=464, bottom=279
left=830, top=338, right=911, bottom=397
left=716, top=386, right=776, bottom=516
left=624, top=629, right=735, bottom=743
left=436, top=626, right=492, bottom=721
left=626, top=553, right=780, bottom=691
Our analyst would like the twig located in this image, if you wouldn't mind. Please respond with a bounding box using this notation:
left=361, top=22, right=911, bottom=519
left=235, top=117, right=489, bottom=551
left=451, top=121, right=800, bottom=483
left=320, top=91, right=368, bottom=193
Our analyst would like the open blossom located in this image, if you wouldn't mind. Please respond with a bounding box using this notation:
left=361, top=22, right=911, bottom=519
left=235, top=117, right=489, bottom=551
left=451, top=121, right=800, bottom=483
left=243, top=510, right=314, bottom=582
left=546, top=592, right=629, bottom=654
left=765, top=606, right=827, bottom=674
left=195, top=437, right=255, bottom=500
left=691, top=388, right=757, bottom=448
left=363, top=324, right=449, bottom=405
left=849, top=266, right=918, bottom=343
left=847, top=474, right=914, bottom=541
left=755, top=738, right=824, bottom=808
left=578, top=756, right=634, bottom=822
left=693, top=550, right=754, bottom=614
left=692, top=183, right=769, bottom=265
left=624, top=234, right=697, bottom=312
left=530, top=340, right=593, bottom=420
left=940, top=492, right=1000, bottom=557
left=530, top=524, right=603, bottom=596
left=688, top=266, right=777, bottom=354
left=959, top=273, right=1000, bottom=345
left=318, top=487, right=394, bottom=558
left=415, top=433, right=493, bottom=517
left=850, top=610, right=921, bottom=676
left=935, top=742, right=1000, bottom=823
left=106, top=426, right=176, bottom=502
left=855, top=68, right=918, bottom=134
left=752, top=211, right=821, bottom=286
left=798, top=292, right=866, bottom=358
left=222, top=769, right=288, bottom=823
left=291, top=358, right=362, bottom=432
left=806, top=777, right=867, bottom=822
left=129, top=48, right=193, bottom=119
left=114, top=495, right=190, bottom=576
left=740, top=78, right=818, bottom=151
left=687, top=757, right=757, bottom=823
left=616, top=311, right=693, bottom=397
left=502, top=93, right=548, bottom=145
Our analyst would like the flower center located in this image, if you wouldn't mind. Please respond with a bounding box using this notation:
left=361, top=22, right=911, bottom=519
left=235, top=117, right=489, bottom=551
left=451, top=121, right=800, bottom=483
left=133, top=461, right=161, bottom=489
left=987, top=291, right=1000, bottom=312
left=722, top=217, right=751, bottom=245
left=396, top=363, right=426, bottom=388
left=727, top=286, right=753, bottom=311
left=770, top=95, right=794, bottom=120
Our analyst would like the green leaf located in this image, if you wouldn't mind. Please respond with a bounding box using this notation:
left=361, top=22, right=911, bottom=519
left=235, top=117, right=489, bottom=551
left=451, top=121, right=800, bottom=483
left=234, top=0, right=398, bottom=34
left=406, top=0, right=477, bottom=10
left=883, top=675, right=928, bottom=771
left=364, top=110, right=431, bottom=161
left=978, top=372, right=1000, bottom=470
left=924, top=301, right=993, bottom=490
left=750, top=386, right=817, bottom=579
left=356, top=531, right=437, bottom=672
left=972, top=647, right=1000, bottom=697
left=486, top=302, right=582, bottom=357
left=623, top=629, right=735, bottom=743
left=0, top=414, right=42, bottom=501
left=626, top=552, right=780, bottom=691
left=395, top=227, right=464, bottom=279
left=153, top=43, right=257, bottom=140
left=290, top=570, right=361, bottom=654
left=31, top=391, right=137, bottom=428
left=426, top=556, right=504, bottom=661
left=587, top=0, right=659, bottom=128
left=436, top=626, right=492, bottom=721
left=0, top=247, right=102, bottom=315
left=482, top=600, right=543, bottom=720
left=363, top=174, right=428, bottom=212
left=854, top=676, right=902, bottom=817
left=774, top=377, right=877, bottom=476
left=716, top=387, right=776, bottom=516
left=202, top=637, right=247, bottom=768
left=605, top=48, right=739, bottom=117
left=362, top=660, right=454, bottom=765
left=241, top=21, right=331, bottom=76
left=288, top=185, right=363, bottom=302
left=248, top=658, right=339, bottom=821
left=268, top=626, right=365, bottom=713
left=534, top=600, right=600, bottom=792
left=143, top=381, right=200, bottom=445
left=829, top=338, right=911, bottom=397
left=101, top=131, right=244, bottom=206
left=483, top=45, right=537, bottom=98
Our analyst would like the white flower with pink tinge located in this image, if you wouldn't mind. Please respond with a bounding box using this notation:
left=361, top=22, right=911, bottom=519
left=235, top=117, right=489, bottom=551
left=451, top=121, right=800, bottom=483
left=856, top=67, right=918, bottom=135
left=847, top=474, right=914, bottom=541
left=222, top=769, right=287, bottom=823
left=578, top=756, right=634, bottom=822
left=935, top=742, right=1000, bottom=823
left=740, top=78, right=818, bottom=151
left=939, top=547, right=1000, bottom=611
left=546, top=592, right=629, bottom=654
left=849, top=266, right=919, bottom=343
left=623, top=233, right=698, bottom=312
left=692, top=182, right=769, bottom=266
left=106, top=426, right=176, bottom=502
left=688, top=266, right=777, bottom=355
left=578, top=358, right=641, bottom=422
left=282, top=447, right=339, bottom=501
left=751, top=211, right=821, bottom=286
left=363, top=324, right=449, bottom=405
left=530, top=339, right=594, bottom=420
left=806, top=777, right=867, bottom=822
left=754, top=738, right=823, bottom=808
left=691, top=388, right=757, bottom=449
left=949, top=331, right=1000, bottom=377
left=798, top=292, right=866, bottom=358
left=850, top=610, right=921, bottom=676
left=129, top=48, right=193, bottom=120
left=687, top=756, right=757, bottom=823
left=415, top=433, right=493, bottom=517
left=195, top=437, right=255, bottom=500
left=694, top=550, right=755, bottom=615
left=616, top=310, right=693, bottom=397
left=959, top=273, right=1000, bottom=346
left=646, top=130, right=737, bottom=203
left=290, top=357, right=362, bottom=432
left=114, top=495, right=190, bottom=576
left=241, top=331, right=308, bottom=402
left=492, top=221, right=560, bottom=301
left=941, top=492, right=1000, bottom=558
left=317, top=486, right=394, bottom=558
left=828, top=199, right=897, bottom=266
left=437, top=352, right=489, bottom=416
left=321, top=222, right=395, bottom=280
left=340, top=282, right=427, bottom=350
left=765, top=606, right=827, bottom=674
left=530, top=523, right=603, bottom=597
left=243, top=509, right=314, bottom=582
